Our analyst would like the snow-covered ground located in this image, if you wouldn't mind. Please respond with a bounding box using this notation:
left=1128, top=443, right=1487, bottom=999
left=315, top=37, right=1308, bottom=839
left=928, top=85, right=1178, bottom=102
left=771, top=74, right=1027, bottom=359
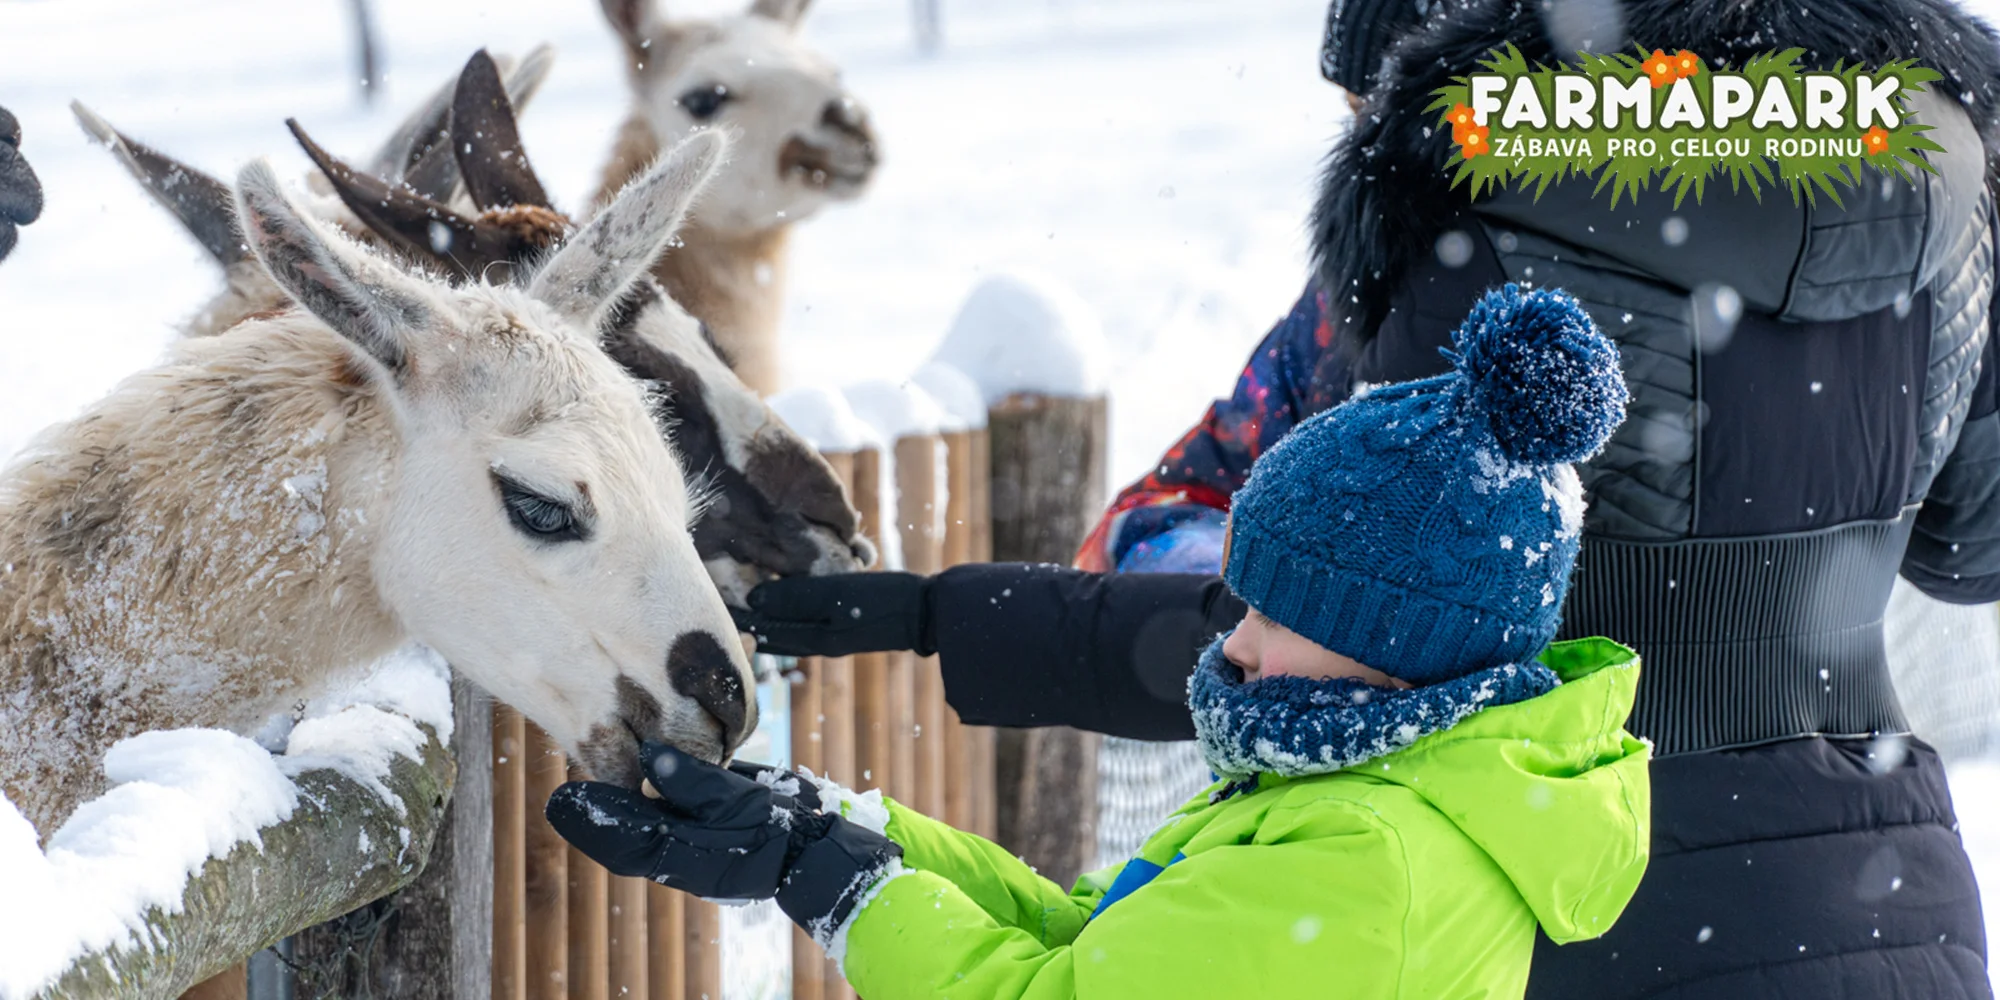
left=5, top=0, right=2000, bottom=992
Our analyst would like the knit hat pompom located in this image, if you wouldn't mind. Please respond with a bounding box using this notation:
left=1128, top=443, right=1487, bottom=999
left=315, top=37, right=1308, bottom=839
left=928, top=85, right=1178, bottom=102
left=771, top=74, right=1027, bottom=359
left=1451, top=284, right=1628, bottom=466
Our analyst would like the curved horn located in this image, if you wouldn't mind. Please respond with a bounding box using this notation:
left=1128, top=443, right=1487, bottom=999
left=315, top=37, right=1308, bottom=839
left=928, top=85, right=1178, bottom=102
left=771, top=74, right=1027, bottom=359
left=288, top=118, right=532, bottom=281
left=364, top=74, right=458, bottom=198
left=453, top=49, right=553, bottom=211
left=72, top=101, right=246, bottom=266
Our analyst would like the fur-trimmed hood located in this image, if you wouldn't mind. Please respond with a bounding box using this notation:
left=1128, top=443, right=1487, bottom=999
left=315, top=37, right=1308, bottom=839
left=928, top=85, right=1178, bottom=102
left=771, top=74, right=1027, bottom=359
left=1312, top=0, right=2000, bottom=344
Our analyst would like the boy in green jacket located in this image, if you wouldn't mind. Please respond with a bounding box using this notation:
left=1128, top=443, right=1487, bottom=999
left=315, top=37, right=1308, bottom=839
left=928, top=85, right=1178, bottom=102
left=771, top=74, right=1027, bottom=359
left=548, top=285, right=1652, bottom=999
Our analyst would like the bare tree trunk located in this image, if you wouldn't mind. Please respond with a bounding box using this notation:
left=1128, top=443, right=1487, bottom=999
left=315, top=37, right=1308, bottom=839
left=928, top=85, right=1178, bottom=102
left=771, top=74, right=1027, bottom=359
left=986, top=392, right=1107, bottom=889
left=34, top=728, right=454, bottom=1000
left=347, top=0, right=383, bottom=106
left=911, top=0, right=942, bottom=54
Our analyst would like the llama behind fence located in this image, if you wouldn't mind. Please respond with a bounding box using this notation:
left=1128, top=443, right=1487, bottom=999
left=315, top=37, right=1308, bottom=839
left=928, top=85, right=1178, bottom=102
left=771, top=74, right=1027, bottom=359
left=595, top=0, right=880, bottom=393
left=0, top=133, right=752, bottom=837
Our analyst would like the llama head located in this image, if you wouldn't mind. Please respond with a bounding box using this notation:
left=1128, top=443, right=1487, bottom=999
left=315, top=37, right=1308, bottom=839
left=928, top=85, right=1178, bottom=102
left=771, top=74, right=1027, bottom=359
left=233, top=132, right=757, bottom=782
left=602, top=0, right=878, bottom=234
left=298, top=49, right=874, bottom=603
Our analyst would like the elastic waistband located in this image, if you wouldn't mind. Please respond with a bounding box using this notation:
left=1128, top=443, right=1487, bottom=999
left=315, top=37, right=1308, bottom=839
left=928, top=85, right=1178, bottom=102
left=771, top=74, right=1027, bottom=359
left=1557, top=512, right=1916, bottom=756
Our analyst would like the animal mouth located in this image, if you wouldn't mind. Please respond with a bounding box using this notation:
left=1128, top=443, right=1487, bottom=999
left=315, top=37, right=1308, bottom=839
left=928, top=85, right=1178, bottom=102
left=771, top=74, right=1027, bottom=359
left=778, top=135, right=875, bottom=192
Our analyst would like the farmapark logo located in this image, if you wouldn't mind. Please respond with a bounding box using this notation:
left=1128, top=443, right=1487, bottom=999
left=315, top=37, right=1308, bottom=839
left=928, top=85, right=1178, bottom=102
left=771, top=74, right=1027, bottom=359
left=1430, top=46, right=1945, bottom=206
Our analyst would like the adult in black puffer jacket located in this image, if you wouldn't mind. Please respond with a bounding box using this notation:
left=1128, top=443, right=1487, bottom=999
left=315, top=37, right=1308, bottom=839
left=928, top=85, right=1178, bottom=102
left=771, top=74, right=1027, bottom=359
left=0, top=105, right=43, bottom=263
left=1314, top=2, right=2000, bottom=996
left=736, top=1, right=2000, bottom=994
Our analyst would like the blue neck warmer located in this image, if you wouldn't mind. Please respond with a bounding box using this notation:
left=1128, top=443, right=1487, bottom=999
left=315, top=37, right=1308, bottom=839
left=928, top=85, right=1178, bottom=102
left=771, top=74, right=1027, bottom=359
left=1188, top=633, right=1561, bottom=783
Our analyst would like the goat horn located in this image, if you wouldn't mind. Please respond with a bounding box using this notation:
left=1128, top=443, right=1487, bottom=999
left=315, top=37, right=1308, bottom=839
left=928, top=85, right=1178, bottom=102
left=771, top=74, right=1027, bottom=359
left=288, top=118, right=526, bottom=280
left=71, top=101, right=247, bottom=267
left=453, top=49, right=553, bottom=212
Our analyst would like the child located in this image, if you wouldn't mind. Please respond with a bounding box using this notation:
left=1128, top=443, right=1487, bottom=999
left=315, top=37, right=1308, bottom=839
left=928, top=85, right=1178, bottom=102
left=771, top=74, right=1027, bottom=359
left=549, top=284, right=1651, bottom=999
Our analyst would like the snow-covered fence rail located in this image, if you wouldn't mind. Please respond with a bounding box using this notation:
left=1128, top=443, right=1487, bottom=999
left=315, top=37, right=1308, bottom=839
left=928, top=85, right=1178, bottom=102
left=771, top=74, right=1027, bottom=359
left=14, top=688, right=456, bottom=1000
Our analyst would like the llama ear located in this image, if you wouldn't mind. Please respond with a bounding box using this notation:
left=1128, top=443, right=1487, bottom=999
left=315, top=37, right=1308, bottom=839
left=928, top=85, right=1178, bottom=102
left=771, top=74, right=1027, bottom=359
left=748, top=0, right=812, bottom=28
left=602, top=0, right=655, bottom=54
left=72, top=102, right=247, bottom=267
left=528, top=130, right=726, bottom=333
left=235, top=159, right=431, bottom=376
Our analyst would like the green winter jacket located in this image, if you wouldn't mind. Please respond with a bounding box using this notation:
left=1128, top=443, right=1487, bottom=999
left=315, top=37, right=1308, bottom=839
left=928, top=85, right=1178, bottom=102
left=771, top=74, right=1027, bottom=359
left=840, top=637, right=1650, bottom=999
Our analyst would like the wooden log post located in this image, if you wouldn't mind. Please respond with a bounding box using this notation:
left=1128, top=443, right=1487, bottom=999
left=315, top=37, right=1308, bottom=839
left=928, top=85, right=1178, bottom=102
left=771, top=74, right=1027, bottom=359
left=896, top=434, right=948, bottom=820
left=609, top=877, right=649, bottom=1000
left=493, top=705, right=528, bottom=1000
left=646, top=884, right=684, bottom=1000
left=567, top=843, right=609, bottom=1000
left=180, top=964, right=246, bottom=1000
left=291, top=678, right=492, bottom=1000
left=524, top=726, right=570, bottom=1000
left=967, top=427, right=999, bottom=841
left=681, top=902, right=722, bottom=1000
left=939, top=430, right=975, bottom=832
left=987, top=393, right=1108, bottom=889
left=849, top=447, right=896, bottom=797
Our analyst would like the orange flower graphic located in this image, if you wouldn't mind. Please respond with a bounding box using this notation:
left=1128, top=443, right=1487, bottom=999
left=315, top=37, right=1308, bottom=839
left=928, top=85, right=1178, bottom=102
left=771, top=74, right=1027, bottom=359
left=1445, top=103, right=1479, bottom=141
left=1459, top=124, right=1491, bottom=159
left=1863, top=125, right=1891, bottom=156
left=1644, top=49, right=1676, bottom=88
left=1673, top=50, right=1701, bottom=79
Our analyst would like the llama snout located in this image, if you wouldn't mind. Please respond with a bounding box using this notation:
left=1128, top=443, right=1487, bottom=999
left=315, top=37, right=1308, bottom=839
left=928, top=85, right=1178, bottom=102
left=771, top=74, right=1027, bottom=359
left=666, top=630, right=754, bottom=755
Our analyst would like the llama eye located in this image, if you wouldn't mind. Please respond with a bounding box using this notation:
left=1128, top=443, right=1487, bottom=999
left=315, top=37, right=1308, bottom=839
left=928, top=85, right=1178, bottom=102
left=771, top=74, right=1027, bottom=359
left=677, top=84, right=731, bottom=120
left=498, top=478, right=588, bottom=543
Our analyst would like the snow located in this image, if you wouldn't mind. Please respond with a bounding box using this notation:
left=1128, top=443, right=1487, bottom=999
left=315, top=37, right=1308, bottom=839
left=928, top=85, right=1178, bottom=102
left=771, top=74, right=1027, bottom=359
left=0, top=647, right=449, bottom=999
left=843, top=378, right=947, bottom=441
left=767, top=385, right=874, bottom=454
left=910, top=361, right=988, bottom=431
left=931, top=270, right=1110, bottom=404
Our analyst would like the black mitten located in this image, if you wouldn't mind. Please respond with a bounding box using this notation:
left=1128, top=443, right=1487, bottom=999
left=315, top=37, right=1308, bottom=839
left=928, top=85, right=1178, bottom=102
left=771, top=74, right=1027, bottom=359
left=547, top=744, right=794, bottom=900
left=731, top=571, right=934, bottom=658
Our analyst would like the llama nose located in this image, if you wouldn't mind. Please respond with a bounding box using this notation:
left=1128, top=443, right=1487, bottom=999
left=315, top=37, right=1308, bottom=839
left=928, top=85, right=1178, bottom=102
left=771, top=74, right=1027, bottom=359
left=821, top=97, right=873, bottom=144
left=666, top=631, right=750, bottom=751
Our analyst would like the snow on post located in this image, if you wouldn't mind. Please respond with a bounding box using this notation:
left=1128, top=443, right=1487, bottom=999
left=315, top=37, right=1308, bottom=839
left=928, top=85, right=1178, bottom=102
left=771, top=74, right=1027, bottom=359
left=0, top=649, right=456, bottom=1000
left=931, top=271, right=1109, bottom=406
left=936, top=272, right=1110, bottom=889
left=911, top=361, right=988, bottom=432
left=767, top=385, right=874, bottom=455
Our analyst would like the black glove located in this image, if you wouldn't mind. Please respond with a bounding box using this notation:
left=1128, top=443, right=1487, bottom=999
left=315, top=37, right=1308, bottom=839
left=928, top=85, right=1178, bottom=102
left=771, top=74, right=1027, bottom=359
left=0, top=105, right=44, bottom=264
left=548, top=744, right=900, bottom=938
left=731, top=571, right=934, bottom=658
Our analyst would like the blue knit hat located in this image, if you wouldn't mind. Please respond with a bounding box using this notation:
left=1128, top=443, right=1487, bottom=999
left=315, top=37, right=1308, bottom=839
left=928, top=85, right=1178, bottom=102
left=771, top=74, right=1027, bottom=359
left=1223, top=284, right=1628, bottom=686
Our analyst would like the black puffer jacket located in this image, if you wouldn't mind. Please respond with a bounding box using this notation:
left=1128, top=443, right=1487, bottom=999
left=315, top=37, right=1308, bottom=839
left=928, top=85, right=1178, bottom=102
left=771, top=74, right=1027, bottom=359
left=1300, top=0, right=2000, bottom=995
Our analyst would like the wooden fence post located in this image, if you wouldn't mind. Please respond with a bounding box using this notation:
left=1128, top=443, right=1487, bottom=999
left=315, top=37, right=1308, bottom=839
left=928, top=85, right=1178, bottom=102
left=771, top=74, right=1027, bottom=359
left=524, top=726, right=569, bottom=1000
left=849, top=448, right=897, bottom=798
left=568, top=842, right=610, bottom=1000
left=895, top=434, right=947, bottom=820
left=939, top=430, right=977, bottom=832
left=646, top=884, right=685, bottom=1000
left=610, top=877, right=649, bottom=999
left=987, top=393, right=1107, bottom=889
left=967, top=426, right=998, bottom=841
left=494, top=705, right=527, bottom=1000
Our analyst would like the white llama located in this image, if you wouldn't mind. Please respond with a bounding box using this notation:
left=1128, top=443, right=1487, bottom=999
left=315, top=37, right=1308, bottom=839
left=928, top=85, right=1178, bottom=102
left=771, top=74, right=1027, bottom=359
left=75, top=48, right=872, bottom=606
left=1, top=133, right=753, bottom=837
left=595, top=0, right=880, bottom=394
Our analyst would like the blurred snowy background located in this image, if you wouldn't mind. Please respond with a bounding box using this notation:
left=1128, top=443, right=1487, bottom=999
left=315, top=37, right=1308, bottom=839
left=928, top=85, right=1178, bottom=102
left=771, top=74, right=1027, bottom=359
left=3, top=0, right=2000, bottom=993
